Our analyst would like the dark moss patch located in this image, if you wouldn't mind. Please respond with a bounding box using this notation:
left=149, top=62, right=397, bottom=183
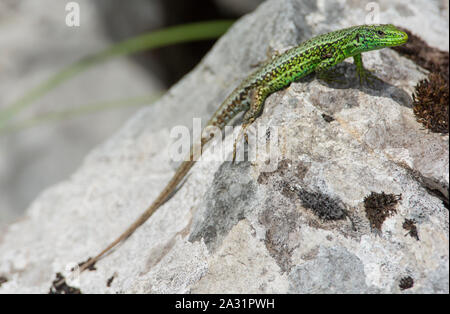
left=0, top=276, right=7, bottom=287
left=258, top=159, right=347, bottom=222
left=391, top=27, right=449, bottom=133
left=364, top=192, right=401, bottom=231
left=49, top=273, right=82, bottom=294
left=78, top=257, right=97, bottom=271
left=292, top=187, right=346, bottom=221
left=392, top=27, right=449, bottom=80
left=399, top=276, right=414, bottom=290
left=322, top=113, right=335, bottom=123
left=403, top=218, right=419, bottom=240
left=412, top=73, right=449, bottom=133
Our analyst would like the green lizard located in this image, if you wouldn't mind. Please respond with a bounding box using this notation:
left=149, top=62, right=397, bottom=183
left=76, top=24, right=408, bottom=275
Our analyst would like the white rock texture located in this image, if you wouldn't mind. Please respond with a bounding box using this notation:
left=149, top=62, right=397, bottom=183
left=0, top=0, right=448, bottom=293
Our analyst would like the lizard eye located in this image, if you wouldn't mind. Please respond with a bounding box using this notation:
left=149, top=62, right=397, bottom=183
left=377, top=30, right=385, bottom=36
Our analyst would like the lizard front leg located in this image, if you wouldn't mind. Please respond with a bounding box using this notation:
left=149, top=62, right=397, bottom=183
left=353, top=53, right=378, bottom=86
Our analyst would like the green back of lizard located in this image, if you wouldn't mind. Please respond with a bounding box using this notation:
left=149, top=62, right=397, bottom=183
left=210, top=24, right=407, bottom=128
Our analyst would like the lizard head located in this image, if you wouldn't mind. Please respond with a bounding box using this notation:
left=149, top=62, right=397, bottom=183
left=350, top=24, right=408, bottom=54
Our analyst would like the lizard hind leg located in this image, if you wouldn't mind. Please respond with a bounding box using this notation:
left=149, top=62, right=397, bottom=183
left=232, top=86, right=269, bottom=163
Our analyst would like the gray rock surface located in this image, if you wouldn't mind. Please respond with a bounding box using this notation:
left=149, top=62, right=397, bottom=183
left=0, top=0, right=448, bottom=293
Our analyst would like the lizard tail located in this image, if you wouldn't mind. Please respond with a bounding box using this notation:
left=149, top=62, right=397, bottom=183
left=79, top=157, right=197, bottom=274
